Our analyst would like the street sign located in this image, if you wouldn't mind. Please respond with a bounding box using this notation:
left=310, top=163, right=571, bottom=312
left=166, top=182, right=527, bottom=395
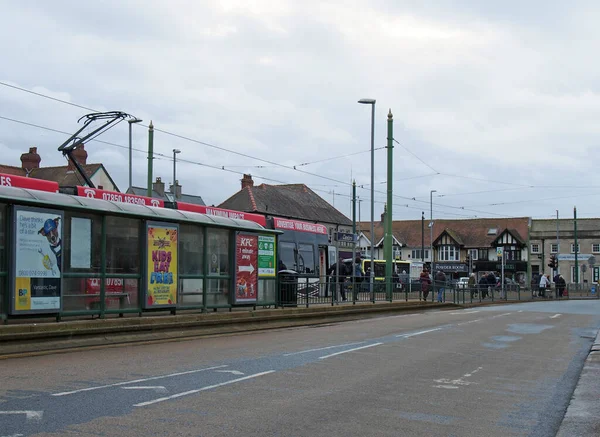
left=496, top=247, right=503, bottom=258
left=336, top=232, right=356, bottom=243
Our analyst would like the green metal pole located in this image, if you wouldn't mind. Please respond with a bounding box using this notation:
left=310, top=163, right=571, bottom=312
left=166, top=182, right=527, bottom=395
left=147, top=121, right=154, bottom=197
left=385, top=109, right=394, bottom=300
left=574, top=206, right=578, bottom=284
left=352, top=181, right=356, bottom=235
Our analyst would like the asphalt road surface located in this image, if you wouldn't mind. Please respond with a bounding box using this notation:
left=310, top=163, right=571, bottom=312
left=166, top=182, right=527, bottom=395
left=1, top=300, right=599, bottom=437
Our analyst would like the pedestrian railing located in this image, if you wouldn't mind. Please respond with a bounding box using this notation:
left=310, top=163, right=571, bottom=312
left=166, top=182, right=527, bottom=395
left=277, top=275, right=600, bottom=307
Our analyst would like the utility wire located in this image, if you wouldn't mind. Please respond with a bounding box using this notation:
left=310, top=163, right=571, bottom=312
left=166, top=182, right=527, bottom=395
left=392, top=138, right=439, bottom=174
left=0, top=81, right=517, bottom=217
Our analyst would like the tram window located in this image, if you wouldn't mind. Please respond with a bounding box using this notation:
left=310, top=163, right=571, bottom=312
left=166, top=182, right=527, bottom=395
left=279, top=242, right=296, bottom=271
left=179, top=224, right=204, bottom=275
left=64, top=212, right=102, bottom=273
left=207, top=229, right=229, bottom=275
left=374, top=262, right=386, bottom=278
left=298, top=244, right=315, bottom=274
left=106, top=216, right=140, bottom=274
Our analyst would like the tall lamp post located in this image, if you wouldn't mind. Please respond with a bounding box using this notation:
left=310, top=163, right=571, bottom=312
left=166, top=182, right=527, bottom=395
left=128, top=117, right=143, bottom=190
left=358, top=98, right=376, bottom=296
left=430, top=190, right=437, bottom=275
left=172, top=149, right=181, bottom=195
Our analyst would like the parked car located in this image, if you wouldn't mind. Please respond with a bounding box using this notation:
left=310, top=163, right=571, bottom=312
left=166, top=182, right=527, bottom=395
left=457, top=277, right=470, bottom=289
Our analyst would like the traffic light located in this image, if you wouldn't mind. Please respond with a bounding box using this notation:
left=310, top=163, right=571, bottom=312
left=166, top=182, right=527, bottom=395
left=548, top=255, right=558, bottom=269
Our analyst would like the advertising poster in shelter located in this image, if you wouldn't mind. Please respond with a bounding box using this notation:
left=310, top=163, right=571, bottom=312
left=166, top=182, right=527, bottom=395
left=145, top=224, right=178, bottom=308
left=235, top=234, right=258, bottom=303
left=12, top=208, right=63, bottom=314
left=258, top=235, right=276, bottom=277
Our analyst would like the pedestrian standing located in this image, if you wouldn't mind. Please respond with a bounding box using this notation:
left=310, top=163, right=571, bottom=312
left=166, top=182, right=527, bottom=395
left=435, top=270, right=447, bottom=302
left=419, top=269, right=432, bottom=301
left=539, top=273, right=550, bottom=298
left=468, top=273, right=477, bottom=299
left=556, top=274, right=566, bottom=298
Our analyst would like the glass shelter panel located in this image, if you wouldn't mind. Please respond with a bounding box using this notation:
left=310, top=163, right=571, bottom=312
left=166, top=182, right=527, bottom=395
left=180, top=224, right=204, bottom=275
left=207, top=229, right=229, bottom=275
left=106, top=216, right=141, bottom=274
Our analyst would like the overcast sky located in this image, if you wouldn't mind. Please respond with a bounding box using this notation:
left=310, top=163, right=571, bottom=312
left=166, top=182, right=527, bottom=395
left=1, top=1, right=599, bottom=222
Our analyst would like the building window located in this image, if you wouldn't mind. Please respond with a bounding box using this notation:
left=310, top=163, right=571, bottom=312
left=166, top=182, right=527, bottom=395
left=487, top=228, right=497, bottom=235
left=410, top=249, right=430, bottom=260
left=531, top=244, right=540, bottom=254
left=469, top=249, right=478, bottom=260
left=505, top=249, right=522, bottom=261
left=593, top=244, right=600, bottom=254
left=478, top=249, right=489, bottom=261
left=551, top=244, right=558, bottom=254
left=438, top=245, right=458, bottom=261
left=571, top=244, right=580, bottom=254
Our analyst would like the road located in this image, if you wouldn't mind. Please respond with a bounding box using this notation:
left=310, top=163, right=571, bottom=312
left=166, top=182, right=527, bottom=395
left=1, top=301, right=599, bottom=437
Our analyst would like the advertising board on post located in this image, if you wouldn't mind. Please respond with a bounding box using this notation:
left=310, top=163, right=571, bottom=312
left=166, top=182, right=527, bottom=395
left=12, top=207, right=63, bottom=314
left=145, top=223, right=178, bottom=308
left=258, top=235, right=276, bottom=277
left=235, top=234, right=258, bottom=303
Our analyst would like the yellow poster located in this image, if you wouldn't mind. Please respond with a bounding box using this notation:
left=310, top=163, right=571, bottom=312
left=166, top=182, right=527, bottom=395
left=15, top=277, right=31, bottom=311
left=146, top=225, right=178, bottom=307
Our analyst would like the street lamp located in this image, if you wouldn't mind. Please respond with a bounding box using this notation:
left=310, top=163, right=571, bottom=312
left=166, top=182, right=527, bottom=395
left=128, top=117, right=143, bottom=190
left=358, top=98, right=376, bottom=295
left=172, top=149, right=181, bottom=195
left=430, top=190, right=437, bottom=274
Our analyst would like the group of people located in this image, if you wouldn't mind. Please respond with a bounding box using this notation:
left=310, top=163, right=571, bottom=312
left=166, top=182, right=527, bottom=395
left=327, top=256, right=363, bottom=301
left=418, top=269, right=447, bottom=302
left=537, top=273, right=567, bottom=298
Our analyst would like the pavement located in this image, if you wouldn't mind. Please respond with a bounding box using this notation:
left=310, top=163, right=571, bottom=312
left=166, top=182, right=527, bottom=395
left=556, top=328, right=600, bottom=436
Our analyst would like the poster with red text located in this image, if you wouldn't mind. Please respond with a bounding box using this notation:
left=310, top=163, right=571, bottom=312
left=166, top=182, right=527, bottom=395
left=235, top=234, right=258, bottom=303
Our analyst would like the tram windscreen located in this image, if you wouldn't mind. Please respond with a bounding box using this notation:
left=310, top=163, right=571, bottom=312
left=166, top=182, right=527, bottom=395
left=298, top=243, right=315, bottom=274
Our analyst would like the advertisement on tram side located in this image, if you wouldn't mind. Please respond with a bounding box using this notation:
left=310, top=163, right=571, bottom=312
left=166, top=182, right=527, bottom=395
left=145, top=223, right=178, bottom=308
left=12, top=207, right=63, bottom=314
left=235, top=234, right=258, bottom=303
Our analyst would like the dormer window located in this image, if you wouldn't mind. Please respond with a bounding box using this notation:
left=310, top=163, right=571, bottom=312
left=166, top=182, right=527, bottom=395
left=487, top=228, right=497, bottom=235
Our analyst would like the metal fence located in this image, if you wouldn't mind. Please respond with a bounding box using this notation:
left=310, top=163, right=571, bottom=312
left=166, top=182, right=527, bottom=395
left=277, top=276, right=600, bottom=307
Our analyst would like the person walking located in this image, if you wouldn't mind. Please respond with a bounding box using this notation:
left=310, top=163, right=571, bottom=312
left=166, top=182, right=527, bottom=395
left=435, top=270, right=447, bottom=303
left=487, top=272, right=497, bottom=299
left=539, top=273, right=550, bottom=298
left=478, top=273, right=488, bottom=299
left=419, top=268, right=432, bottom=301
left=327, top=257, right=348, bottom=301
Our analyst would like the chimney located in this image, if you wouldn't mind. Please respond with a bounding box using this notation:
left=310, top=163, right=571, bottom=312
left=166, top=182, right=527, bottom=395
left=169, top=180, right=182, bottom=199
left=20, top=147, right=41, bottom=172
left=153, top=177, right=165, bottom=197
left=67, top=143, right=88, bottom=170
left=241, top=173, right=254, bottom=189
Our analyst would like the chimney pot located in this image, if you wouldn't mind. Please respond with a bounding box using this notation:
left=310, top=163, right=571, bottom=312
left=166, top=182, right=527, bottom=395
left=153, top=176, right=165, bottom=197
left=67, top=143, right=88, bottom=171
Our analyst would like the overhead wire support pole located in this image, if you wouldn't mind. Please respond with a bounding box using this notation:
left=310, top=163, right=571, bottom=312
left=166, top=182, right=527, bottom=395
left=385, top=109, right=394, bottom=300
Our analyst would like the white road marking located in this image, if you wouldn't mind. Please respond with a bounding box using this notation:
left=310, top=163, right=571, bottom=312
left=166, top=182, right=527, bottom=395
left=518, top=310, right=523, bottom=313
left=52, top=365, right=227, bottom=396
left=1, top=434, right=24, bottom=437
left=449, top=310, right=480, bottom=315
left=121, top=386, right=167, bottom=393
left=396, top=327, right=443, bottom=338
left=319, top=343, right=383, bottom=360
left=134, top=371, right=275, bottom=407
left=458, top=319, right=482, bottom=326
left=0, top=411, right=43, bottom=421
left=551, top=314, right=562, bottom=319
left=491, top=312, right=512, bottom=318
left=283, top=342, right=365, bottom=356
left=215, top=370, right=244, bottom=375
left=433, top=366, right=483, bottom=390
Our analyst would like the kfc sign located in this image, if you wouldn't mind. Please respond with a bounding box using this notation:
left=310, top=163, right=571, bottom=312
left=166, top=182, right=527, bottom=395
left=176, top=202, right=266, bottom=226
left=273, top=217, right=327, bottom=235
left=76, top=186, right=164, bottom=207
left=0, top=173, right=59, bottom=193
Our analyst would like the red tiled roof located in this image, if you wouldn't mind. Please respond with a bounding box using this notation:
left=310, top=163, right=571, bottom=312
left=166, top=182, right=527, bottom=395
left=0, top=165, right=26, bottom=176
left=360, top=217, right=530, bottom=248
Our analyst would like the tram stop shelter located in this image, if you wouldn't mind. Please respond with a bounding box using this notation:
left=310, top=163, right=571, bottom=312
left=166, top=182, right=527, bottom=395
left=0, top=183, right=280, bottom=322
